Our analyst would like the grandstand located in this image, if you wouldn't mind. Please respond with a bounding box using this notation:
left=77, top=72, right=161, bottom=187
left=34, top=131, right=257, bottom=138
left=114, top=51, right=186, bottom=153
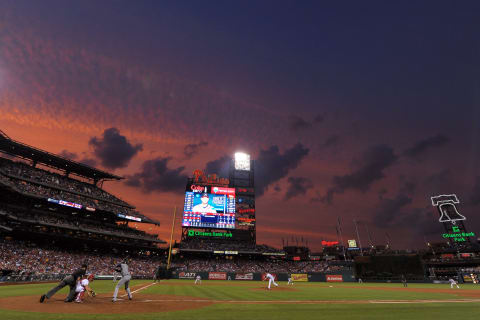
left=0, top=130, right=166, bottom=281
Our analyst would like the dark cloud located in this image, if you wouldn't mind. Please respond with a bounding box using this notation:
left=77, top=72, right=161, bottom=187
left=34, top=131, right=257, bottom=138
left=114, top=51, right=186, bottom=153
left=285, top=177, right=313, bottom=200
left=205, top=155, right=231, bottom=178
left=255, top=143, right=310, bottom=197
left=470, top=176, right=480, bottom=205
left=184, top=141, right=208, bottom=159
left=373, top=181, right=441, bottom=236
left=89, top=128, right=143, bottom=170
left=59, top=150, right=77, bottom=160
left=323, top=145, right=398, bottom=204
left=313, top=114, right=325, bottom=123
left=423, top=169, right=455, bottom=196
left=399, top=180, right=416, bottom=195
left=378, top=188, right=388, bottom=200
left=125, top=157, right=188, bottom=193
left=374, top=193, right=413, bottom=228
left=404, top=134, right=449, bottom=159
left=289, top=116, right=311, bottom=131
left=288, top=114, right=324, bottom=132
left=322, top=135, right=340, bottom=149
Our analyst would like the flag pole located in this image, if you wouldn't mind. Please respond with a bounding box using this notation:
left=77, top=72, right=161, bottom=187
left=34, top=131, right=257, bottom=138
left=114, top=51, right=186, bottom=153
left=167, top=206, right=177, bottom=270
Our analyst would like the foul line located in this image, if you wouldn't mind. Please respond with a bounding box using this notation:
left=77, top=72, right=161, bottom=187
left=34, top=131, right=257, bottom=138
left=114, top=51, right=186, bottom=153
left=133, top=298, right=480, bottom=305
left=120, top=282, right=157, bottom=297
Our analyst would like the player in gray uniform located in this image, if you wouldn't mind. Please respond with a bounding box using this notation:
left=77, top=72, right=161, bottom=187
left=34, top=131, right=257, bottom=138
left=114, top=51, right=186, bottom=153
left=112, top=259, right=132, bottom=302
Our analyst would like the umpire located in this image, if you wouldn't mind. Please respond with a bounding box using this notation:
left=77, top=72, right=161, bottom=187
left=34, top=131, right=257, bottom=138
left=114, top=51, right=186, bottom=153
left=40, top=264, right=87, bottom=303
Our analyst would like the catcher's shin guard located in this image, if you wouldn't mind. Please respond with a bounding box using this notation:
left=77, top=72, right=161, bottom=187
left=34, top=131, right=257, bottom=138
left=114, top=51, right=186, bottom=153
left=77, top=291, right=85, bottom=301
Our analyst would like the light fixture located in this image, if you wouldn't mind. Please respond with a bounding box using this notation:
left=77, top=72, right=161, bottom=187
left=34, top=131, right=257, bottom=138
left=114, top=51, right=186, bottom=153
left=234, top=152, right=250, bottom=171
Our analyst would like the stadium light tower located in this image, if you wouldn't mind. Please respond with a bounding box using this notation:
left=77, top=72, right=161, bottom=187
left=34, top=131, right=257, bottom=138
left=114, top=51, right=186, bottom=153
left=234, top=152, right=251, bottom=171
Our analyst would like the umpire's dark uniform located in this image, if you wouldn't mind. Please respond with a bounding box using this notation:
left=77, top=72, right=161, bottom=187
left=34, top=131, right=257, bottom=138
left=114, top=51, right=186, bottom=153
left=40, top=264, right=87, bottom=303
left=154, top=263, right=167, bottom=282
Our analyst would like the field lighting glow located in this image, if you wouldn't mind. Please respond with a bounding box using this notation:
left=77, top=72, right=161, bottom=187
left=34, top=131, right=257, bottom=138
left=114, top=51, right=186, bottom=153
left=234, top=152, right=250, bottom=171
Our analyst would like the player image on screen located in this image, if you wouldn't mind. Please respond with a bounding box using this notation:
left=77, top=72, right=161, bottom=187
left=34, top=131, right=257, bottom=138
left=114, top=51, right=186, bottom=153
left=192, top=193, right=217, bottom=213
left=182, top=184, right=236, bottom=229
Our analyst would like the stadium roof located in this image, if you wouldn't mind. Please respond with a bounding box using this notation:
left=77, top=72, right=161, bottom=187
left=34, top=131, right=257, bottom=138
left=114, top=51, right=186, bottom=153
left=0, top=130, right=122, bottom=181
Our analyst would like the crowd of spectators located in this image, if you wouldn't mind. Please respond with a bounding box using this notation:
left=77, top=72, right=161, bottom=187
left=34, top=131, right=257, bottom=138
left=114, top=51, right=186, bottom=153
left=170, top=258, right=344, bottom=273
left=0, top=239, right=161, bottom=281
left=0, top=158, right=152, bottom=220
left=179, top=240, right=283, bottom=253
left=0, top=158, right=129, bottom=207
left=1, top=208, right=159, bottom=242
left=0, top=173, right=134, bottom=215
left=0, top=237, right=352, bottom=283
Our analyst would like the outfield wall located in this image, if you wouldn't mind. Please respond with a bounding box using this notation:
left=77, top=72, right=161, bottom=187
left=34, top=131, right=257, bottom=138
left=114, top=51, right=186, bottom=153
left=171, top=270, right=356, bottom=282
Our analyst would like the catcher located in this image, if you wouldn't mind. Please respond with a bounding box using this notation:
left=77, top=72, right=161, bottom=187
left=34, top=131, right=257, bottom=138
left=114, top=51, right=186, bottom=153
left=74, top=274, right=96, bottom=303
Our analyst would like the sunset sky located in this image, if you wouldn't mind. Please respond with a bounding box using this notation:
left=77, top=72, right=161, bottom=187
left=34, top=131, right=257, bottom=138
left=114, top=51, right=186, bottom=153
left=1, top=0, right=479, bottom=251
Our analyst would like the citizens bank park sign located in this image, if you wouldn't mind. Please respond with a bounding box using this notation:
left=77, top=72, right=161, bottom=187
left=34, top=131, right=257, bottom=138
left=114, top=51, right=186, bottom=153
left=187, top=230, right=233, bottom=238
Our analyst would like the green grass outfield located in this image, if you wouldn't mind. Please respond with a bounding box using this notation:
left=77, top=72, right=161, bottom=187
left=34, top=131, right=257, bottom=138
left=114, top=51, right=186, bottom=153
left=0, top=280, right=479, bottom=320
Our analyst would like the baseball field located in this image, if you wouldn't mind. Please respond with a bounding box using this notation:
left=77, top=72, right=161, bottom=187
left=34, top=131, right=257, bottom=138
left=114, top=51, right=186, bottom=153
left=0, top=280, right=479, bottom=320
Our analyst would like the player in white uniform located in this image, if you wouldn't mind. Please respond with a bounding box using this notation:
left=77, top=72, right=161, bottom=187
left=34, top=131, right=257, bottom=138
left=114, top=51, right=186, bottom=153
left=449, top=278, right=460, bottom=288
left=74, top=274, right=95, bottom=303
left=287, top=276, right=293, bottom=285
left=264, top=273, right=279, bottom=290
left=194, top=275, right=202, bottom=284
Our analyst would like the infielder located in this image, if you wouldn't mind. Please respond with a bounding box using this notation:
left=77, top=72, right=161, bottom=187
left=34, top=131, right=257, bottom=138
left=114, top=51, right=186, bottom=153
left=287, top=276, right=293, bottom=285
left=449, top=278, right=460, bottom=288
left=264, top=273, right=278, bottom=290
left=194, top=275, right=202, bottom=284
left=40, top=264, right=87, bottom=303
left=75, top=274, right=95, bottom=303
left=112, top=259, right=132, bottom=302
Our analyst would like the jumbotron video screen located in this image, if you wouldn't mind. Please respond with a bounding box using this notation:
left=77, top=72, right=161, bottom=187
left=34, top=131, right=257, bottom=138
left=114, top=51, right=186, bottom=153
left=182, top=184, right=236, bottom=229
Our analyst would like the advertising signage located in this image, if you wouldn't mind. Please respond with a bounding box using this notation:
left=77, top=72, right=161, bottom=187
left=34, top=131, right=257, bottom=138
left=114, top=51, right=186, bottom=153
left=209, top=272, right=227, bottom=280
left=236, top=188, right=254, bottom=194
left=48, top=198, right=82, bottom=209
left=348, top=239, right=357, bottom=247
left=187, top=230, right=233, bottom=239
left=183, top=183, right=236, bottom=229
left=237, top=217, right=255, bottom=226
left=291, top=274, right=308, bottom=282
left=321, top=240, right=339, bottom=247
left=431, top=194, right=475, bottom=243
left=442, top=230, right=476, bottom=242
left=326, top=275, right=343, bottom=282
left=117, top=214, right=142, bottom=222
left=192, top=170, right=229, bottom=186
left=238, top=208, right=255, bottom=214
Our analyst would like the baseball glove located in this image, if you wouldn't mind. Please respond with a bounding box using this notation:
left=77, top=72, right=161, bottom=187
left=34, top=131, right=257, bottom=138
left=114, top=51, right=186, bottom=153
left=90, top=291, right=96, bottom=297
